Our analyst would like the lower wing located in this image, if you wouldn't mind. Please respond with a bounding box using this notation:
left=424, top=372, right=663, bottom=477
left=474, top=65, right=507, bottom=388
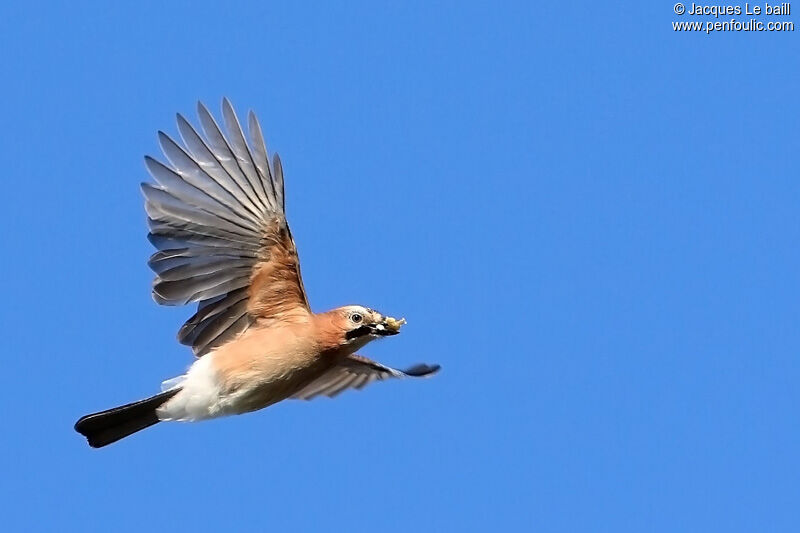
left=292, top=354, right=440, bottom=401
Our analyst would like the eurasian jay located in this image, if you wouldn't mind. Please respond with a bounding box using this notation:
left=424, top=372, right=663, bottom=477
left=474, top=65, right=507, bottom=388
left=75, top=99, right=439, bottom=448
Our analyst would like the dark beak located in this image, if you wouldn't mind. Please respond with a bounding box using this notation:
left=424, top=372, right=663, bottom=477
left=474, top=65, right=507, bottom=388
left=345, top=316, right=406, bottom=340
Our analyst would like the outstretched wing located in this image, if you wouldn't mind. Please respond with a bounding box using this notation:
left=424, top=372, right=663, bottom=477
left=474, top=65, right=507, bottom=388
left=143, top=98, right=309, bottom=357
left=292, top=354, right=440, bottom=401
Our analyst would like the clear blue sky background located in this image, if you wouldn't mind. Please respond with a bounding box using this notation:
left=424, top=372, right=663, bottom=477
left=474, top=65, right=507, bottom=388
left=0, top=2, right=797, bottom=531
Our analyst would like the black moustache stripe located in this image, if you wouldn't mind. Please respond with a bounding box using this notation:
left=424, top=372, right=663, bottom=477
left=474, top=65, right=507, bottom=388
left=345, top=325, right=372, bottom=340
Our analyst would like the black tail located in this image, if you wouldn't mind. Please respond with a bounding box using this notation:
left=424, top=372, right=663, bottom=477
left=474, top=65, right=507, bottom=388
left=74, top=389, right=180, bottom=448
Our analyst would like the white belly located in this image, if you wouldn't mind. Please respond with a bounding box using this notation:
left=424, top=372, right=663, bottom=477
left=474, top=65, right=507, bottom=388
left=156, top=355, right=230, bottom=421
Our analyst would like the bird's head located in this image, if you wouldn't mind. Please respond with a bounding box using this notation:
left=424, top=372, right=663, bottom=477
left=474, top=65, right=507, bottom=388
left=326, top=305, right=406, bottom=350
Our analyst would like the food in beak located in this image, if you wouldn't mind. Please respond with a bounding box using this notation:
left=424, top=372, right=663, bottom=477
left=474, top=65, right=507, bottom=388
left=384, top=317, right=406, bottom=332
left=365, top=316, right=406, bottom=337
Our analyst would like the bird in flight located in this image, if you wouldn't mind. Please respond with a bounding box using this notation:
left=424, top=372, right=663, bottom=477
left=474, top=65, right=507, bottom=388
left=75, top=99, right=439, bottom=448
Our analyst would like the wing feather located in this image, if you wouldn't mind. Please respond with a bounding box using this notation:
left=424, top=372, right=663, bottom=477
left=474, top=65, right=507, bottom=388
left=155, top=258, right=254, bottom=282
left=153, top=267, right=252, bottom=305
left=148, top=248, right=257, bottom=275
left=144, top=155, right=258, bottom=232
left=175, top=114, right=264, bottom=223
left=178, top=292, right=251, bottom=356
left=197, top=101, right=265, bottom=212
left=221, top=98, right=274, bottom=211
left=272, top=153, right=285, bottom=211
left=247, top=110, right=278, bottom=204
left=143, top=184, right=254, bottom=241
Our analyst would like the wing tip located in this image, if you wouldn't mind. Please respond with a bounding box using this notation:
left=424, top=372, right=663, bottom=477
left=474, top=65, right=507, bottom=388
left=196, top=100, right=212, bottom=118
left=404, top=363, right=441, bottom=377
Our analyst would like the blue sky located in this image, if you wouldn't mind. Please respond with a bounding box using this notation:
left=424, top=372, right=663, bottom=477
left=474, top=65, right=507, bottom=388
left=1, top=1, right=798, bottom=531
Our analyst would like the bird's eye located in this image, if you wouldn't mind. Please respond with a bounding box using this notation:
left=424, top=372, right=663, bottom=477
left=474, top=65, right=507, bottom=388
left=351, top=313, right=363, bottom=324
